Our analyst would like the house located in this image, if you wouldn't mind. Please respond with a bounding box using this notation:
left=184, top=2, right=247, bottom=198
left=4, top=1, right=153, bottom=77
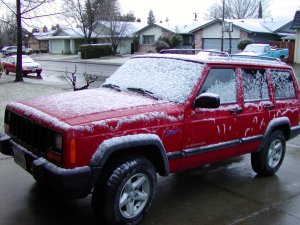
left=93, top=21, right=147, bottom=54
left=191, top=18, right=295, bottom=54
left=135, top=21, right=210, bottom=52
left=28, top=31, right=55, bottom=52
left=46, top=27, right=98, bottom=54
left=33, top=22, right=147, bottom=55
left=291, top=9, right=300, bottom=63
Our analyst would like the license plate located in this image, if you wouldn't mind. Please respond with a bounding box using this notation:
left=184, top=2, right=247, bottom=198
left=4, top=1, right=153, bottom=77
left=31, top=69, right=36, bottom=72
left=13, top=145, right=26, bottom=170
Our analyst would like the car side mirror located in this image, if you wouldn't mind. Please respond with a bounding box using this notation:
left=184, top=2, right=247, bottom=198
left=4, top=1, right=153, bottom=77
left=193, top=93, right=220, bottom=109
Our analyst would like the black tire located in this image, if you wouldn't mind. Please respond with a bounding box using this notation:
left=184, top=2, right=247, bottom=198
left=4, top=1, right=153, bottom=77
left=37, top=72, right=41, bottom=77
left=4, top=68, right=9, bottom=75
left=92, top=157, right=157, bottom=225
left=251, top=130, right=286, bottom=176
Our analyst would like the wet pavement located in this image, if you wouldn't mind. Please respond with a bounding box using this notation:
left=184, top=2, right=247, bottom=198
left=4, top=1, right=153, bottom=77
left=0, top=140, right=300, bottom=225
left=0, top=59, right=299, bottom=225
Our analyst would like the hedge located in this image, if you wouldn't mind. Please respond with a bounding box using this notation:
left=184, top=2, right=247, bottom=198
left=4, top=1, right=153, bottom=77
left=78, top=44, right=113, bottom=59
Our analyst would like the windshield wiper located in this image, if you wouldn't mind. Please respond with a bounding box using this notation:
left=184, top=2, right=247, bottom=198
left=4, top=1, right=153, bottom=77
left=102, top=84, right=121, bottom=91
left=127, top=87, right=159, bottom=100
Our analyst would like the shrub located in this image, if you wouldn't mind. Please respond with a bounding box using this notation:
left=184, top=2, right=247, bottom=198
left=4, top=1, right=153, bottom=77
left=78, top=44, right=113, bottom=59
left=237, top=38, right=254, bottom=51
left=151, top=40, right=170, bottom=52
left=159, top=34, right=182, bottom=48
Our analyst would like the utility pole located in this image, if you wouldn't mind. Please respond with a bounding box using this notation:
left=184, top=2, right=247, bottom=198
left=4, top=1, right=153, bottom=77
left=221, top=0, right=225, bottom=51
left=193, top=12, right=198, bottom=21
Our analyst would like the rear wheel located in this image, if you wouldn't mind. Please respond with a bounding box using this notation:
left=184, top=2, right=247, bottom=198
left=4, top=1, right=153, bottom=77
left=4, top=68, right=9, bottom=75
left=251, top=130, right=286, bottom=176
left=92, top=157, right=157, bottom=225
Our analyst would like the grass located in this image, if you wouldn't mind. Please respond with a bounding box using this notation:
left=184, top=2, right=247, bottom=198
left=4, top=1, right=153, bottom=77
left=0, top=75, right=67, bottom=132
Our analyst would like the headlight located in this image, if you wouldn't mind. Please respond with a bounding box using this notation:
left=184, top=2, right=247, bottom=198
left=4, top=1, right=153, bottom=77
left=54, top=133, right=63, bottom=150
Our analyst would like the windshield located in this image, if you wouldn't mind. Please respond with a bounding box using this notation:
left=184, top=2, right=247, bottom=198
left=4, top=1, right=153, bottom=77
left=244, top=45, right=265, bottom=53
left=22, top=57, right=34, bottom=63
left=103, top=57, right=204, bottom=103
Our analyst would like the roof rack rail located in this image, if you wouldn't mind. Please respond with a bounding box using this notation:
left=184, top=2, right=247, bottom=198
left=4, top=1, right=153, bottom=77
left=159, top=49, right=229, bottom=57
left=230, top=54, right=282, bottom=63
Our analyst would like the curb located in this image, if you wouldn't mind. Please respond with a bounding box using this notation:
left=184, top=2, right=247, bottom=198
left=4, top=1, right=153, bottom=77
left=33, top=58, right=129, bottom=67
left=35, top=59, right=125, bottom=66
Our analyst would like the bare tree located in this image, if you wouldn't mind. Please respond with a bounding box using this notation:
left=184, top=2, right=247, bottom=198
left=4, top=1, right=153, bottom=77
left=93, top=1, right=132, bottom=55
left=0, top=13, right=17, bottom=46
left=63, top=0, right=103, bottom=44
left=63, top=66, right=100, bottom=91
left=205, top=0, right=270, bottom=19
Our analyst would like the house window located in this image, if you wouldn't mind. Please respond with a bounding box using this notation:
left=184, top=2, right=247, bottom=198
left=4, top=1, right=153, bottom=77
left=182, top=35, right=193, bottom=46
left=142, top=35, right=155, bottom=44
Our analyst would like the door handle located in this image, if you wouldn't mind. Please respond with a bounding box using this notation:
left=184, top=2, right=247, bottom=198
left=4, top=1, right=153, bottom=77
left=230, top=108, right=242, bottom=114
left=264, top=105, right=274, bottom=110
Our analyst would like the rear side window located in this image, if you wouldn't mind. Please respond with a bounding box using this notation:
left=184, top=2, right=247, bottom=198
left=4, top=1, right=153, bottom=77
left=199, top=68, right=237, bottom=104
left=270, top=70, right=296, bottom=99
left=242, top=68, right=269, bottom=102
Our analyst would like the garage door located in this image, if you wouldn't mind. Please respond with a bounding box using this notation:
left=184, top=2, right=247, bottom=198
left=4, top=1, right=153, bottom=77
left=50, top=40, right=64, bottom=54
left=203, top=38, right=239, bottom=54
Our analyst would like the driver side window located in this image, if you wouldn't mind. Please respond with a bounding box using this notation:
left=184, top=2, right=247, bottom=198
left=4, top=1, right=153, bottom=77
left=199, top=68, right=237, bottom=104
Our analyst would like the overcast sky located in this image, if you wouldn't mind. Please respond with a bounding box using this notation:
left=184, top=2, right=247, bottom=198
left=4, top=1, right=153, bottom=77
left=119, top=0, right=300, bottom=23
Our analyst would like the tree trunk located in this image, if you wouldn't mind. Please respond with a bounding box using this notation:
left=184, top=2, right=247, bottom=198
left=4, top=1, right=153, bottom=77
left=15, top=0, right=23, bottom=82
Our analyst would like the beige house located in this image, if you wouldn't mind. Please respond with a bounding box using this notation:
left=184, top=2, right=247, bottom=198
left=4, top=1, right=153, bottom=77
left=191, top=18, right=295, bottom=54
left=291, top=10, right=300, bottom=63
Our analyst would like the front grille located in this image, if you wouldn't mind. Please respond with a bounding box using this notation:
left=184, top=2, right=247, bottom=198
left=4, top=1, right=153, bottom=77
left=7, top=110, right=57, bottom=155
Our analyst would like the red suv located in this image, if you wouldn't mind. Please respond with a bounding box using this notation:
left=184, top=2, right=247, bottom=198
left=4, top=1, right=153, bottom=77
left=1, top=51, right=300, bottom=225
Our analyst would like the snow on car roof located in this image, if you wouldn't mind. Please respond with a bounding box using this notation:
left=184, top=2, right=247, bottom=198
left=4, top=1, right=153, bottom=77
left=133, top=52, right=290, bottom=68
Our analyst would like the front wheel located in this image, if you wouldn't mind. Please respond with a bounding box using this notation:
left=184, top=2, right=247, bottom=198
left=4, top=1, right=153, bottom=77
left=251, top=130, right=286, bottom=176
left=92, top=157, right=157, bottom=225
left=4, top=68, right=9, bottom=75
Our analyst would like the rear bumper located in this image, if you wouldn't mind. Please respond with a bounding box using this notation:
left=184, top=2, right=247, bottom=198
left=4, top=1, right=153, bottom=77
left=0, top=133, right=100, bottom=198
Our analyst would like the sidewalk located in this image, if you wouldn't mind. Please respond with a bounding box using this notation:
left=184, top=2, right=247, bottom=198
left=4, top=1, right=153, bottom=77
left=30, top=53, right=132, bottom=66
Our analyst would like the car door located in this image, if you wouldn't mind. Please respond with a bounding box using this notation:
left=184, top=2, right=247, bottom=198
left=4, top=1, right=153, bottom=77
left=181, top=66, right=242, bottom=169
left=7, top=57, right=16, bottom=73
left=237, top=67, right=272, bottom=154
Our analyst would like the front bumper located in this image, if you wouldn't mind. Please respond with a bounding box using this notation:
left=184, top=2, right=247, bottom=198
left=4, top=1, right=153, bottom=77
left=0, top=133, right=100, bottom=198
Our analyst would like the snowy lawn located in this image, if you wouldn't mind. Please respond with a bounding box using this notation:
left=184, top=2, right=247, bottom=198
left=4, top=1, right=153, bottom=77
left=0, top=74, right=69, bottom=133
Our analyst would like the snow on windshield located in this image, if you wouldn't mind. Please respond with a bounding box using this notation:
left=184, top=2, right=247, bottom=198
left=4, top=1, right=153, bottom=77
left=104, top=57, right=204, bottom=103
left=244, top=45, right=264, bottom=53
left=22, top=57, right=34, bottom=63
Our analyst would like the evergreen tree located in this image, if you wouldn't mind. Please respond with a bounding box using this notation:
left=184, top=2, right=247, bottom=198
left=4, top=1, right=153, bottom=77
left=258, top=1, right=263, bottom=18
left=147, top=10, right=156, bottom=24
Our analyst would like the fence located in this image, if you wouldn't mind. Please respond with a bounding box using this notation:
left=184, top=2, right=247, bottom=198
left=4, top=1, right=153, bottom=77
left=268, top=41, right=295, bottom=64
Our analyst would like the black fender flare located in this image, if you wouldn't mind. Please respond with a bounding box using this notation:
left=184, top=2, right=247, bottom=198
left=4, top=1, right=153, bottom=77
left=89, top=133, right=170, bottom=176
left=258, top=117, right=290, bottom=152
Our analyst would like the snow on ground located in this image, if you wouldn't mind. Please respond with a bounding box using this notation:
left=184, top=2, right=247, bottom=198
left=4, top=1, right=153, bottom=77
left=0, top=74, right=70, bottom=133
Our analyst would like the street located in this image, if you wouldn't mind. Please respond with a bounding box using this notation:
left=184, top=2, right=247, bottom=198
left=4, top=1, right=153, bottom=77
left=0, top=59, right=300, bottom=225
left=36, top=60, right=120, bottom=87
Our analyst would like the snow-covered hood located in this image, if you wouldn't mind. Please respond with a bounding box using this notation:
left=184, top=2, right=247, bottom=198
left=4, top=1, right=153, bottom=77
left=7, top=88, right=176, bottom=128
left=23, top=61, right=41, bottom=68
left=236, top=51, right=261, bottom=56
